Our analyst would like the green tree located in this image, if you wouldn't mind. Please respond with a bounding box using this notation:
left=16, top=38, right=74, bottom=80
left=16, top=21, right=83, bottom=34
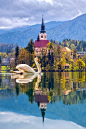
left=16, top=83, right=19, bottom=96
left=26, top=39, right=34, bottom=54
left=41, top=54, right=46, bottom=69
left=56, top=45, right=62, bottom=61
left=73, top=49, right=77, bottom=59
left=0, top=56, right=2, bottom=64
left=26, top=89, right=34, bottom=104
left=51, top=52, right=54, bottom=66
left=15, top=45, right=19, bottom=58
left=15, top=45, right=19, bottom=65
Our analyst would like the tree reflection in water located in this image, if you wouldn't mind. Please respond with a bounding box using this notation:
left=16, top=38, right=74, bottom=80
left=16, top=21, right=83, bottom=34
left=0, top=72, right=86, bottom=122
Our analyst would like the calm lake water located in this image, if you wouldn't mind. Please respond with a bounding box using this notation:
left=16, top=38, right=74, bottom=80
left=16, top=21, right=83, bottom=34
left=0, top=72, right=86, bottom=129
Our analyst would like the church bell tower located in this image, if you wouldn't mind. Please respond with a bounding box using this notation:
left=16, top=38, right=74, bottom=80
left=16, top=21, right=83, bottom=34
left=39, top=16, right=47, bottom=40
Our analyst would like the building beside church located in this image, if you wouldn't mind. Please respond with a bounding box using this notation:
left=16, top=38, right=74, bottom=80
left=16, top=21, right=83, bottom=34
left=35, top=16, right=49, bottom=56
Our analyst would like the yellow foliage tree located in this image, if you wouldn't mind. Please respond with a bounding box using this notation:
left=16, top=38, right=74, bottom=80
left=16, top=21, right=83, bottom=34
left=47, top=42, right=54, bottom=50
left=76, top=59, right=85, bottom=70
left=0, top=52, right=7, bottom=58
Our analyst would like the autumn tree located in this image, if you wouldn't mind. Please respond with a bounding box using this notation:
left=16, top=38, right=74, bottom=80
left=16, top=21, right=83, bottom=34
left=76, top=59, right=85, bottom=70
left=65, top=52, right=71, bottom=62
left=0, top=52, right=7, bottom=58
left=58, top=55, right=66, bottom=70
left=70, top=59, right=75, bottom=70
left=10, top=58, right=16, bottom=70
left=83, top=54, right=86, bottom=71
left=47, top=42, right=54, bottom=51
left=18, top=48, right=30, bottom=65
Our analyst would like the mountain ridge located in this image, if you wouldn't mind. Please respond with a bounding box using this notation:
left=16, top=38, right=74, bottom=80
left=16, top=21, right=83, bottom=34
left=0, top=13, right=86, bottom=47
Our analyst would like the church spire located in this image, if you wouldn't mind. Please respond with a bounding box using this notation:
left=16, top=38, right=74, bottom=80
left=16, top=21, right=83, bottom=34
left=42, top=15, right=44, bottom=26
left=40, top=15, right=46, bottom=33
left=41, top=108, right=46, bottom=124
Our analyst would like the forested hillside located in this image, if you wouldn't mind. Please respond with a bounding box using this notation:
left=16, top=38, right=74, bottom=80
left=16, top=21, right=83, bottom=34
left=0, top=43, right=17, bottom=53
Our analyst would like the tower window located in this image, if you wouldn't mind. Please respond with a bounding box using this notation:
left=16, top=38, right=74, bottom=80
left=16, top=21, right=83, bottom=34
left=41, top=35, right=43, bottom=38
left=41, top=105, right=43, bottom=107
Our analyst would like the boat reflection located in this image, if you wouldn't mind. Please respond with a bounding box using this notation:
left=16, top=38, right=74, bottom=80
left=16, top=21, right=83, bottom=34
left=11, top=74, right=39, bottom=83
left=11, top=73, right=49, bottom=123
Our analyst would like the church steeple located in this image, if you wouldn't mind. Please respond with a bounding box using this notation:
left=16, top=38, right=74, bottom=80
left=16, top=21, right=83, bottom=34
left=37, top=35, right=40, bottom=41
left=40, top=15, right=46, bottom=33
left=41, top=108, right=46, bottom=124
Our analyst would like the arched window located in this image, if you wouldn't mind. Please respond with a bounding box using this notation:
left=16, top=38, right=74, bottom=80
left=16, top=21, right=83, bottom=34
left=41, top=35, right=43, bottom=38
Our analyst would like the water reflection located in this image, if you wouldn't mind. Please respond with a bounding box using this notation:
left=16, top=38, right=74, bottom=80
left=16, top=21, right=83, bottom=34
left=11, top=73, right=49, bottom=123
left=0, top=72, right=86, bottom=124
left=11, top=74, right=39, bottom=83
left=0, top=72, right=86, bottom=103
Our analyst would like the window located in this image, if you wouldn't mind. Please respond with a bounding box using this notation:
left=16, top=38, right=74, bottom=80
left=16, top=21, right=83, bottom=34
left=41, top=35, right=43, bottom=38
left=41, top=105, right=43, bottom=107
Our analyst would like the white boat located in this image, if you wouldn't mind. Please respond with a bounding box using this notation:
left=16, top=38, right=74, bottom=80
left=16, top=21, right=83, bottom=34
left=13, top=57, right=41, bottom=74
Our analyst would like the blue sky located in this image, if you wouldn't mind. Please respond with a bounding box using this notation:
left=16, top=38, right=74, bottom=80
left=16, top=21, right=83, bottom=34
left=0, top=0, right=86, bottom=28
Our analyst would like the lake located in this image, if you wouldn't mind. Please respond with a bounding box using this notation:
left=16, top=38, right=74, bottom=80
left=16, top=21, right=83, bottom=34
left=0, top=72, right=86, bottom=129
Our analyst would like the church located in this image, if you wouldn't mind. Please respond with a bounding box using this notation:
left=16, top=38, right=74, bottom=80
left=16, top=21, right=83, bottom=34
left=35, top=16, right=49, bottom=56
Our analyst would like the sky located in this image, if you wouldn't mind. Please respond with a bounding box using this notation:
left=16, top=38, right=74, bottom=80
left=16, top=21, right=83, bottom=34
left=0, top=0, right=86, bottom=29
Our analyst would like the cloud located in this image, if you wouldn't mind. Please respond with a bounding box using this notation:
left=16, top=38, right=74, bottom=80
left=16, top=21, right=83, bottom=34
left=0, top=0, right=86, bottom=28
left=0, top=17, right=32, bottom=29
left=0, top=111, right=85, bottom=129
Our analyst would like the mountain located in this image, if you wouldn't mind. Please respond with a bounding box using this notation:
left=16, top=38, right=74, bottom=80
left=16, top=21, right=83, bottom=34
left=0, top=14, right=86, bottom=47
left=47, top=13, right=86, bottom=42
left=0, top=21, right=65, bottom=47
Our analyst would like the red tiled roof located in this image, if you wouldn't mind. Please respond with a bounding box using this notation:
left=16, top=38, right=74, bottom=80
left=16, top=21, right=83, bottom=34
left=35, top=40, right=49, bottom=48
left=35, top=95, right=49, bottom=103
